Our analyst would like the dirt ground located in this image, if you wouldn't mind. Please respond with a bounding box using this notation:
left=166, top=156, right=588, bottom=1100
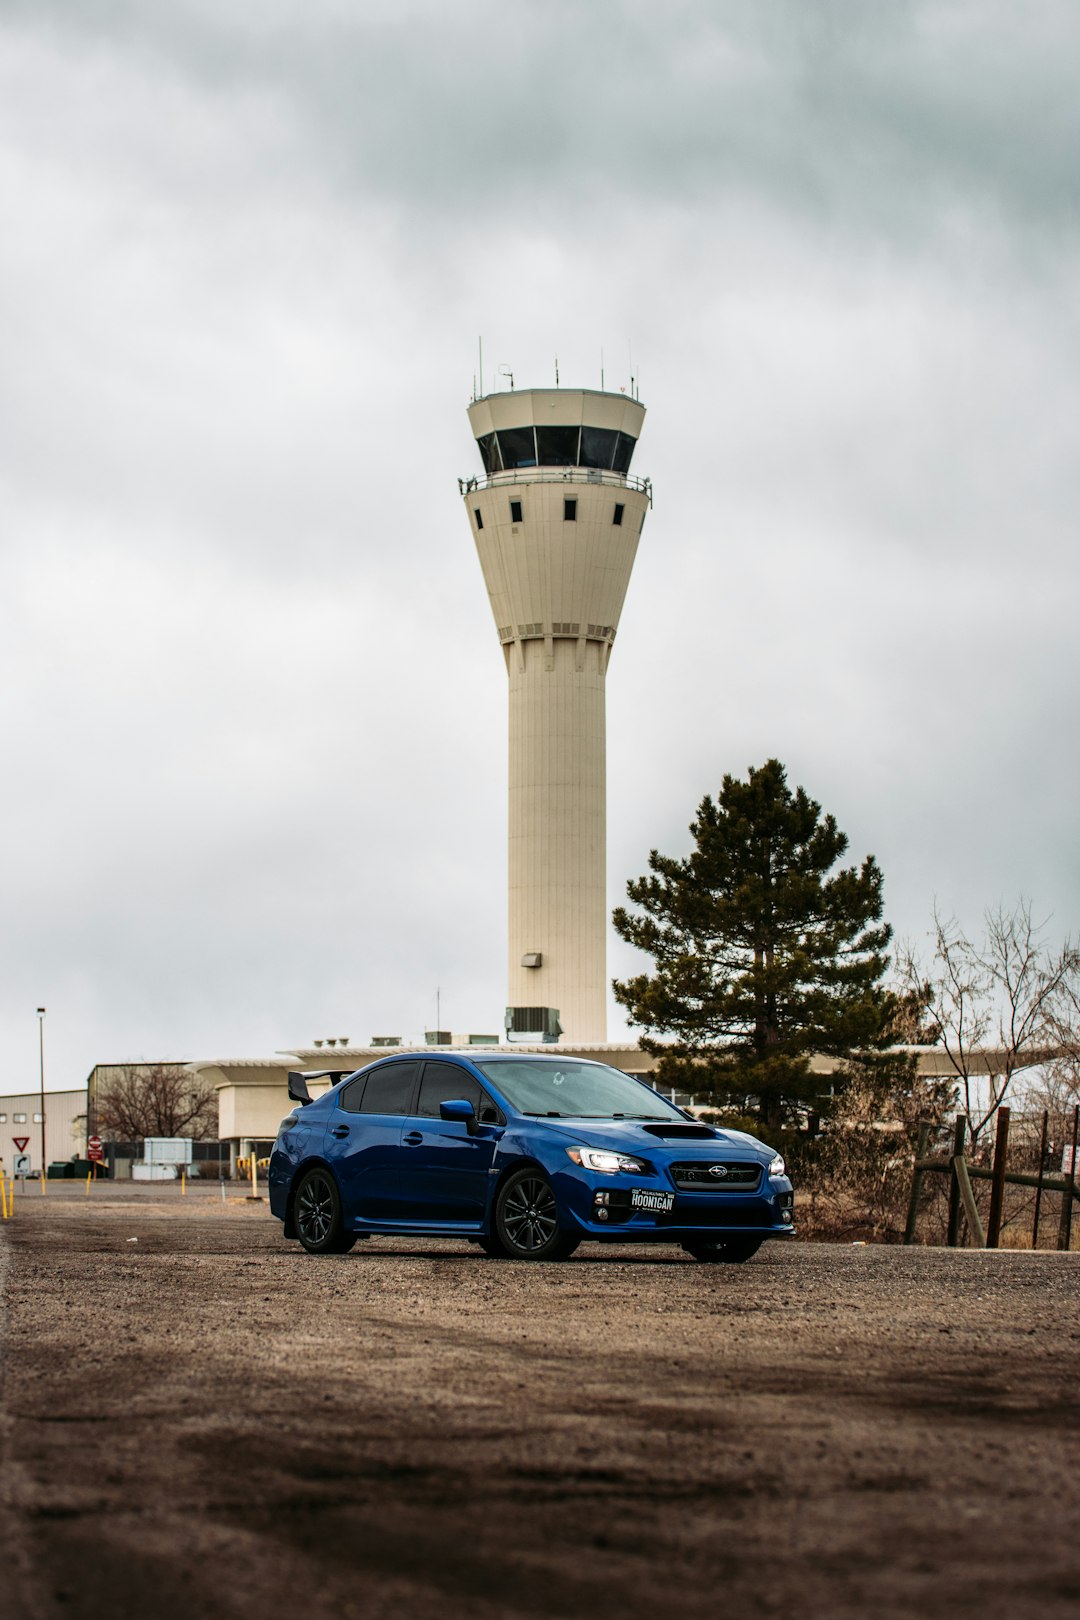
left=1, top=1185, right=1078, bottom=1620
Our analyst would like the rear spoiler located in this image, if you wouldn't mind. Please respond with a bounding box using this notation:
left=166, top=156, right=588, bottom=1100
left=287, top=1070, right=339, bottom=1107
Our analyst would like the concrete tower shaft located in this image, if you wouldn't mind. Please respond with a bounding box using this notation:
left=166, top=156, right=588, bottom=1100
left=463, top=388, right=650, bottom=1044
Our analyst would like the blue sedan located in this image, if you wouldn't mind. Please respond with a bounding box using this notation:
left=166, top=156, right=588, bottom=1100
left=269, top=1052, right=794, bottom=1263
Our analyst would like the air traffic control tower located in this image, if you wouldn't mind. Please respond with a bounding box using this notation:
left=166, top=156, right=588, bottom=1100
left=462, top=387, right=650, bottom=1045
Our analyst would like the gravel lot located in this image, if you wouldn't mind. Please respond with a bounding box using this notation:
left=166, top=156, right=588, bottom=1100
left=1, top=1183, right=1078, bottom=1620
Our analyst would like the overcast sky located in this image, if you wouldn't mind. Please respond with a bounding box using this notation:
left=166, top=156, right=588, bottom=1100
left=3, top=0, right=1078, bottom=1094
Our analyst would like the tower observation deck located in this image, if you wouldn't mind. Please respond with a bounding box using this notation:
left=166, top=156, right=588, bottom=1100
left=462, top=387, right=650, bottom=1045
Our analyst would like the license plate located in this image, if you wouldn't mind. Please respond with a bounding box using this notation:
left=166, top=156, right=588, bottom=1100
left=630, top=1187, right=675, bottom=1213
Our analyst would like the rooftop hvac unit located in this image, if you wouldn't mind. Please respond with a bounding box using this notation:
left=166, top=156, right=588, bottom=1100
left=425, top=1030, right=452, bottom=1045
left=504, top=1006, right=562, bottom=1043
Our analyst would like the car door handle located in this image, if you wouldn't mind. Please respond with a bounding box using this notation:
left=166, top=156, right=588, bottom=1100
left=403, top=1131, right=423, bottom=1145
left=330, top=1125, right=350, bottom=1139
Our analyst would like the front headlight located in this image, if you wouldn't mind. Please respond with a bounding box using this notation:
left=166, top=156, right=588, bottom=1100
left=767, top=1153, right=786, bottom=1179
left=567, top=1147, right=650, bottom=1175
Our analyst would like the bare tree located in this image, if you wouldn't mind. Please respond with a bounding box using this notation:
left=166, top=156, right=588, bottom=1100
left=898, top=900, right=1080, bottom=1146
left=94, top=1065, right=217, bottom=1143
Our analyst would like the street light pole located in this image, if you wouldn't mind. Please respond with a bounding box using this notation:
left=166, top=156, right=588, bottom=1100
left=36, top=1007, right=46, bottom=1172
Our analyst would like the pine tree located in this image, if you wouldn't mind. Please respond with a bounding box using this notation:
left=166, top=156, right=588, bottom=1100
left=612, top=759, right=893, bottom=1133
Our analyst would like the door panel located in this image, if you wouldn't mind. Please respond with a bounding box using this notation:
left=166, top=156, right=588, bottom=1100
left=323, top=1060, right=419, bottom=1223
left=397, top=1061, right=500, bottom=1221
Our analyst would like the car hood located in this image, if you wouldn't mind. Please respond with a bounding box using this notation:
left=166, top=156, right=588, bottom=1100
left=523, top=1117, right=770, bottom=1161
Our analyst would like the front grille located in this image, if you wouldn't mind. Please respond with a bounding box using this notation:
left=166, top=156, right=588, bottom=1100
left=670, top=1160, right=762, bottom=1191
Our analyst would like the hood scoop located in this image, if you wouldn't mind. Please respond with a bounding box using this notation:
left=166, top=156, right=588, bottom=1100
left=641, top=1123, right=718, bottom=1140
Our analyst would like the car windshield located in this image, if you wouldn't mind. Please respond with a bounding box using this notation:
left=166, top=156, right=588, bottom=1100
left=471, top=1059, right=685, bottom=1120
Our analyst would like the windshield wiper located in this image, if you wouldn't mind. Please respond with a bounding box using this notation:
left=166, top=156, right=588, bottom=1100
left=523, top=1110, right=564, bottom=1117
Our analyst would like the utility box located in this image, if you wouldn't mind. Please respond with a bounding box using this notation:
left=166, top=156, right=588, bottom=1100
left=143, top=1137, right=193, bottom=1165
left=134, top=1137, right=194, bottom=1179
left=505, top=1007, right=562, bottom=1043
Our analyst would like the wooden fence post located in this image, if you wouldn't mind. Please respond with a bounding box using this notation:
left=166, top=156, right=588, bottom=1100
left=1059, top=1105, right=1079, bottom=1252
left=1032, top=1109, right=1049, bottom=1249
left=947, top=1115, right=967, bottom=1248
left=903, top=1121, right=932, bottom=1245
left=986, top=1106, right=1011, bottom=1249
left=952, top=1155, right=986, bottom=1248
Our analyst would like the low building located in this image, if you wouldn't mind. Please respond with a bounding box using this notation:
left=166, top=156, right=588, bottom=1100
left=0, top=1089, right=87, bottom=1175
left=191, top=1041, right=1022, bottom=1166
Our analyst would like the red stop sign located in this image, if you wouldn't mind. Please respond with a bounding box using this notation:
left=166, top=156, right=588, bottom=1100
left=87, top=1135, right=104, bottom=1162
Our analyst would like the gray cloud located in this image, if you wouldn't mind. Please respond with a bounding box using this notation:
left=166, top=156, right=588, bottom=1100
left=2, top=1, right=1078, bottom=1091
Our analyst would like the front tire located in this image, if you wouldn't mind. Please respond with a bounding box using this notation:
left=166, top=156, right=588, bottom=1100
left=494, top=1169, right=579, bottom=1261
left=293, top=1168, right=357, bottom=1254
left=682, top=1236, right=764, bottom=1264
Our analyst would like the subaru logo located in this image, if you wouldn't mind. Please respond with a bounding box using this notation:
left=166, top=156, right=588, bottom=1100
left=707, top=1164, right=729, bottom=1179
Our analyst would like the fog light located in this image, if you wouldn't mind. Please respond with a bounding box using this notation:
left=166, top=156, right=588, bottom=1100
left=596, top=1207, right=609, bottom=1222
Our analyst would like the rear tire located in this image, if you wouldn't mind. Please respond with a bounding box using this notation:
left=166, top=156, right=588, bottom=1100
left=494, top=1169, right=579, bottom=1261
left=681, top=1236, right=763, bottom=1264
left=293, top=1168, right=357, bottom=1254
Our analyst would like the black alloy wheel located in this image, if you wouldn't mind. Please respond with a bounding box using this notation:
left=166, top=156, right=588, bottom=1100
left=294, top=1167, right=357, bottom=1255
left=681, top=1236, right=764, bottom=1264
left=494, top=1169, right=579, bottom=1261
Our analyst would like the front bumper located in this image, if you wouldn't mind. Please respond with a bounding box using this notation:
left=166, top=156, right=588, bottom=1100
left=552, top=1165, right=795, bottom=1241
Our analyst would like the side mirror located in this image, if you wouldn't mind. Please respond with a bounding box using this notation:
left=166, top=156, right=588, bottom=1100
left=287, top=1072, right=313, bottom=1107
left=439, top=1098, right=477, bottom=1135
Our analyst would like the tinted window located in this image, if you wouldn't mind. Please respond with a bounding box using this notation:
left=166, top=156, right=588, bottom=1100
left=473, top=507, right=483, bottom=530
left=476, top=432, right=502, bottom=475
left=509, top=499, right=523, bottom=523
left=563, top=498, right=577, bottom=521
left=536, top=426, right=580, bottom=466
left=339, top=1075, right=368, bottom=1114
left=612, top=503, right=624, bottom=526
left=415, top=1062, right=487, bottom=1119
left=580, top=426, right=617, bottom=469
left=497, top=426, right=537, bottom=468
left=359, top=1061, right=420, bottom=1115
left=611, top=432, right=636, bottom=475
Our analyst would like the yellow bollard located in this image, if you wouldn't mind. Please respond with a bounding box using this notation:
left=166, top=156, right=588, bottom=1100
left=181, top=1170, right=186, bottom=1198
left=1, top=1177, right=8, bottom=1220
left=40, top=1169, right=46, bottom=1197
left=250, top=1155, right=258, bottom=1198
left=85, top=1171, right=92, bottom=1197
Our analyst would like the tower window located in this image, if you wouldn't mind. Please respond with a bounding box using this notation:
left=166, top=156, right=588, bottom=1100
left=474, top=508, right=484, bottom=530
left=612, top=503, right=624, bottom=526
left=563, top=499, right=577, bottom=522
left=612, top=431, right=636, bottom=475
left=580, top=425, right=618, bottom=469
left=509, top=500, right=523, bottom=523
left=476, top=433, right=501, bottom=476
left=496, top=426, right=537, bottom=469
left=536, top=426, right=580, bottom=466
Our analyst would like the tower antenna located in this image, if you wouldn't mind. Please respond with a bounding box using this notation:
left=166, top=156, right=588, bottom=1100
left=555, top=356, right=559, bottom=386
left=600, top=347, right=604, bottom=391
left=478, top=337, right=483, bottom=399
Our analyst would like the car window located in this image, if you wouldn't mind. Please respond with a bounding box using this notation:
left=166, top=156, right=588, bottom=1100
left=472, top=1058, right=684, bottom=1120
left=415, top=1062, right=486, bottom=1120
left=358, top=1061, right=420, bottom=1116
left=339, top=1075, right=368, bottom=1114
